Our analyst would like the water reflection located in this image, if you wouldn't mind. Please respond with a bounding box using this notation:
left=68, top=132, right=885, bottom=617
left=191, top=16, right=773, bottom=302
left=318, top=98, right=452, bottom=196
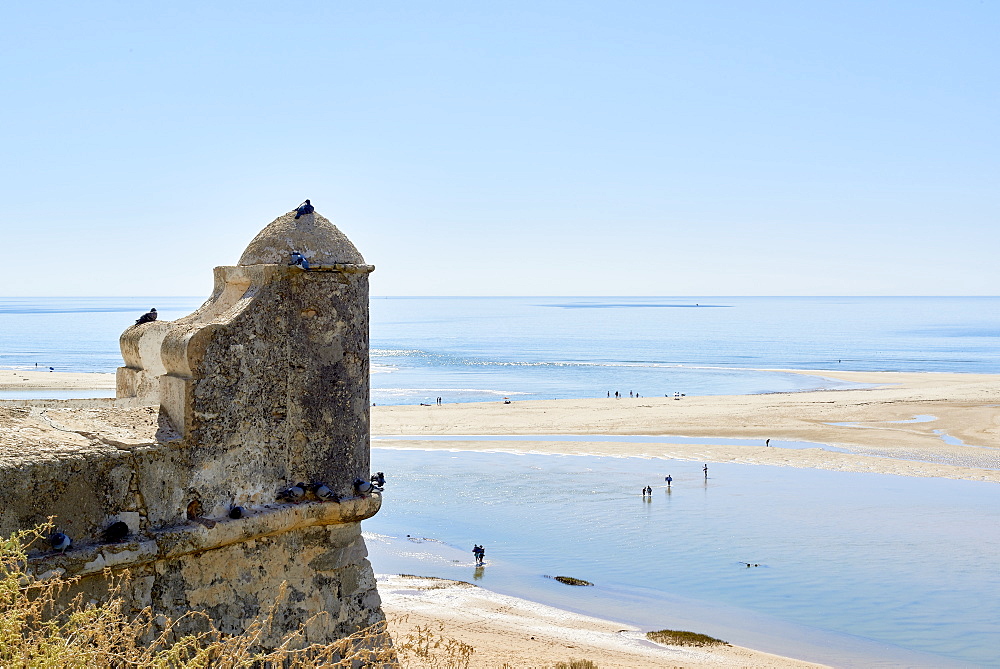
left=367, top=448, right=999, bottom=667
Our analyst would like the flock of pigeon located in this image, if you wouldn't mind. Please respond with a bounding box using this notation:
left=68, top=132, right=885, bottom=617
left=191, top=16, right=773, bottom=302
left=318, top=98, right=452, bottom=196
left=47, top=474, right=386, bottom=558
left=47, top=520, right=129, bottom=555
left=290, top=199, right=314, bottom=268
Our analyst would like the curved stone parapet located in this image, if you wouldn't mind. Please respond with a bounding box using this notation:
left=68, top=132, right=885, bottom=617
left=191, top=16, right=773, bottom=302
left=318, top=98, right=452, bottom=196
left=117, top=320, right=171, bottom=404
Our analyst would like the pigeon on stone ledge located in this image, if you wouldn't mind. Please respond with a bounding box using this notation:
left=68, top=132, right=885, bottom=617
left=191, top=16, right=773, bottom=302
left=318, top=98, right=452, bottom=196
left=313, top=483, right=338, bottom=502
left=294, top=199, right=314, bottom=219
left=229, top=506, right=245, bottom=519
left=289, top=252, right=310, bottom=270
left=48, top=532, right=72, bottom=554
left=103, top=521, right=130, bottom=543
left=277, top=484, right=306, bottom=503
left=135, top=308, right=157, bottom=325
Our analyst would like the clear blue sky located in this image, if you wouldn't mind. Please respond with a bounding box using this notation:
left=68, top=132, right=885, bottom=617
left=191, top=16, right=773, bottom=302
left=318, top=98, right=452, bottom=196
left=1, top=1, right=997, bottom=296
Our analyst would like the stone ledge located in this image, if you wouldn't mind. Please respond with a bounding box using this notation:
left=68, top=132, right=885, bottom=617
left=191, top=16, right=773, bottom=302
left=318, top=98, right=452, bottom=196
left=28, top=494, right=382, bottom=578
left=297, top=263, right=375, bottom=274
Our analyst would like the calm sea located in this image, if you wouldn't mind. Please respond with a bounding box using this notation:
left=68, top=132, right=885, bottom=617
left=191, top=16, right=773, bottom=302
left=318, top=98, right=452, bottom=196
left=2, top=296, right=999, bottom=399
left=2, top=296, right=999, bottom=665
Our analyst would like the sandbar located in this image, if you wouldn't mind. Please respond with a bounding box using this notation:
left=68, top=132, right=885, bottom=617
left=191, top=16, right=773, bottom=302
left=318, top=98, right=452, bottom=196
left=0, top=369, right=116, bottom=391
left=372, top=369, right=1000, bottom=482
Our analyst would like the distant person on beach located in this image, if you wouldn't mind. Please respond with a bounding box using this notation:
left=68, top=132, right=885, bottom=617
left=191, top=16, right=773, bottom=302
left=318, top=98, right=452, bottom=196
left=703, top=464, right=708, bottom=478
left=766, top=439, right=770, bottom=447
left=473, top=544, right=485, bottom=565
left=665, top=475, right=672, bottom=486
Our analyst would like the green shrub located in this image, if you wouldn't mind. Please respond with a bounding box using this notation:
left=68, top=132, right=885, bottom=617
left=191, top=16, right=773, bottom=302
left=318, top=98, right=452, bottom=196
left=646, top=629, right=729, bottom=647
left=547, top=575, right=594, bottom=586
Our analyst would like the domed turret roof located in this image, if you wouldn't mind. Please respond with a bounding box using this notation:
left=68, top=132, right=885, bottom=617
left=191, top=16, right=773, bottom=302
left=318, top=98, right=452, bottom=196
left=238, top=209, right=365, bottom=266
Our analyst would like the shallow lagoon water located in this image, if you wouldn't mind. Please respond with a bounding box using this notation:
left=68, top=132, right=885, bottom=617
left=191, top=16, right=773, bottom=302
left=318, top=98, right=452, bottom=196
left=372, top=433, right=854, bottom=452
left=366, top=448, right=1000, bottom=667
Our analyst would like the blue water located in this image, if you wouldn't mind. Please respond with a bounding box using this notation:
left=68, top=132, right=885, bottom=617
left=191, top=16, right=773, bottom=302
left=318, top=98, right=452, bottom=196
left=370, top=296, right=1000, bottom=403
left=366, top=448, right=1000, bottom=668
left=6, top=296, right=997, bottom=401
left=0, top=297, right=203, bottom=374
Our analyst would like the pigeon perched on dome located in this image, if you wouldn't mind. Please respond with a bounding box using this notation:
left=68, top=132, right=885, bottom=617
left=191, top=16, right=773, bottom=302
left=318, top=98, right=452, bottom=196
left=294, top=199, right=314, bottom=219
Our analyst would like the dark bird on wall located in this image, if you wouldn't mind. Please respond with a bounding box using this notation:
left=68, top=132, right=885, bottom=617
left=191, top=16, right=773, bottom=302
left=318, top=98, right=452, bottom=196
left=135, top=308, right=157, bottom=325
left=289, top=252, right=310, bottom=270
left=277, top=484, right=306, bottom=503
left=48, top=532, right=72, bottom=554
left=354, top=478, right=373, bottom=495
left=103, top=521, right=130, bottom=543
left=294, top=199, right=314, bottom=219
left=229, top=506, right=245, bottom=519
left=371, top=472, right=386, bottom=490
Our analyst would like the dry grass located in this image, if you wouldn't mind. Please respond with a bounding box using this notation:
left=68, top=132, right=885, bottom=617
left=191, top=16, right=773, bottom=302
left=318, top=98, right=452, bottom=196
left=0, top=523, right=475, bottom=668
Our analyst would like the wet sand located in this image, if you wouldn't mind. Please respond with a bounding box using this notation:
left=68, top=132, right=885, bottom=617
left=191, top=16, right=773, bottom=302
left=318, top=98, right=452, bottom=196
left=379, top=574, right=825, bottom=668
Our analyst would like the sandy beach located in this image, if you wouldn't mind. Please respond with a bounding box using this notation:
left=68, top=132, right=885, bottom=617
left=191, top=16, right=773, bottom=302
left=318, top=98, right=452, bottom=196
left=379, top=574, right=823, bottom=668
left=372, top=369, right=1000, bottom=483
left=6, top=368, right=997, bottom=666
left=0, top=369, right=116, bottom=391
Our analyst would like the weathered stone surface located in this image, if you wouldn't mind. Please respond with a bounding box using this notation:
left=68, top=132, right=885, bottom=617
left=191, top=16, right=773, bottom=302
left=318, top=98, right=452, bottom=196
left=1, top=208, right=383, bottom=648
left=238, top=210, right=364, bottom=266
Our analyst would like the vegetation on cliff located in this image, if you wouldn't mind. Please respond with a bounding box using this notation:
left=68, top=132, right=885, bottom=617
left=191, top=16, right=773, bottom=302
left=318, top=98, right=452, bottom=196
left=0, top=523, right=475, bottom=668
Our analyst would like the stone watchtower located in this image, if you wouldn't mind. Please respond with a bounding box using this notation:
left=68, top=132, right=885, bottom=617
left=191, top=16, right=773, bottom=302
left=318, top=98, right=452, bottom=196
left=4, top=207, right=384, bottom=648
left=121, top=207, right=376, bottom=517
